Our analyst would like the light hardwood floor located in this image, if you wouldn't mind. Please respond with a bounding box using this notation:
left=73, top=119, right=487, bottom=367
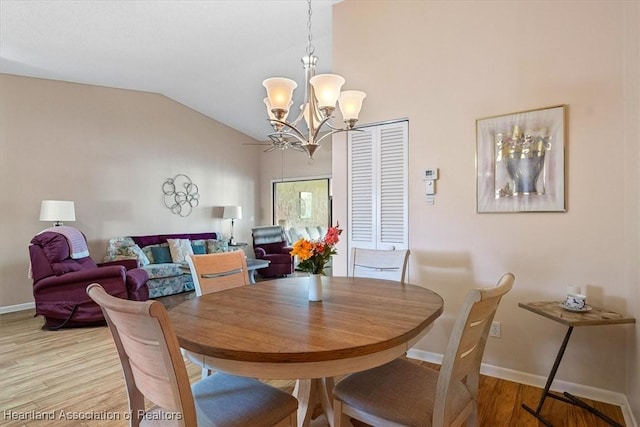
left=0, top=298, right=626, bottom=427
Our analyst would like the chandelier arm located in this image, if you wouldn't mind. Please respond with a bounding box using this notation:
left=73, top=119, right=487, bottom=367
left=290, top=109, right=305, bottom=127
left=323, top=121, right=346, bottom=131
left=316, top=130, right=339, bottom=145
left=267, top=119, right=309, bottom=142
left=311, top=115, right=334, bottom=142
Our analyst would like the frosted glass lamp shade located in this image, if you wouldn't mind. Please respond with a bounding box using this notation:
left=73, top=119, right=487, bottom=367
left=223, top=206, right=242, bottom=220
left=338, top=90, right=367, bottom=120
left=264, top=97, right=292, bottom=122
left=40, top=200, right=75, bottom=226
left=263, top=98, right=277, bottom=120
left=300, top=103, right=320, bottom=130
left=309, top=74, right=345, bottom=109
left=263, top=78, right=297, bottom=111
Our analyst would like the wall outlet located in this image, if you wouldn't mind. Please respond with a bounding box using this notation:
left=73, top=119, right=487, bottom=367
left=490, top=321, right=501, bottom=338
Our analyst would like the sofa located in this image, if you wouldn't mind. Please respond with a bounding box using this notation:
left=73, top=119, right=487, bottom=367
left=104, top=232, right=228, bottom=298
left=285, top=226, right=328, bottom=246
left=30, top=230, right=149, bottom=329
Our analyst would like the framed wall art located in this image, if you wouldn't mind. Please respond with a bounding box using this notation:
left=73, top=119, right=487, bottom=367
left=476, top=105, right=566, bottom=213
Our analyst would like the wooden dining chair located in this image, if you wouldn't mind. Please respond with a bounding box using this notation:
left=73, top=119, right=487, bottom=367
left=186, top=251, right=250, bottom=378
left=333, top=272, right=515, bottom=427
left=87, top=283, right=298, bottom=427
left=187, top=251, right=250, bottom=297
left=351, top=247, right=411, bottom=284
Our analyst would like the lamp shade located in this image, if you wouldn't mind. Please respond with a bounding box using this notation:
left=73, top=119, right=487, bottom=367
left=40, top=200, right=75, bottom=223
left=264, top=97, right=292, bottom=121
left=300, top=102, right=320, bottom=130
left=223, top=206, right=242, bottom=220
left=338, top=90, right=367, bottom=121
left=309, top=74, right=345, bottom=109
left=263, top=78, right=297, bottom=111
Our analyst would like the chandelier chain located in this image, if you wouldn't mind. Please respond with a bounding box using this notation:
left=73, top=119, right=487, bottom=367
left=305, top=0, right=314, bottom=55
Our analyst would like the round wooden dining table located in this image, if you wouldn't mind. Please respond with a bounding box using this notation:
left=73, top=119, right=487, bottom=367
left=169, top=275, right=444, bottom=427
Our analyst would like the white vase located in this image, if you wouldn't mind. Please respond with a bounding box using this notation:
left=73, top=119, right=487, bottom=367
left=308, top=274, right=323, bottom=301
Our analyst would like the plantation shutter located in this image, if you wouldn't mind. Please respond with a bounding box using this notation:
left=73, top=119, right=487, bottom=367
left=378, top=123, right=408, bottom=247
left=348, top=129, right=375, bottom=248
left=348, top=120, right=408, bottom=251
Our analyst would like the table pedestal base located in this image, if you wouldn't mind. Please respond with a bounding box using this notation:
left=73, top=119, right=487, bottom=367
left=294, top=377, right=335, bottom=427
left=522, top=326, right=623, bottom=427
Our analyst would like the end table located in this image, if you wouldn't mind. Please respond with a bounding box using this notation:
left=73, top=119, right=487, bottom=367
left=518, top=301, right=635, bottom=427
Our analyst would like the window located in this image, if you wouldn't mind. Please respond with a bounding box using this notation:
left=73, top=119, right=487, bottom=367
left=273, top=178, right=331, bottom=229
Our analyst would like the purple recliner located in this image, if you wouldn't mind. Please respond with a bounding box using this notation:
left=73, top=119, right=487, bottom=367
left=29, top=231, right=149, bottom=329
left=252, top=225, right=294, bottom=278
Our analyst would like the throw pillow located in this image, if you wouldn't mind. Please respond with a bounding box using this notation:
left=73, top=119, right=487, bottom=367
left=206, top=238, right=228, bottom=254
left=167, top=238, right=194, bottom=263
left=191, top=244, right=206, bottom=255
left=150, top=246, right=173, bottom=264
left=122, top=244, right=151, bottom=266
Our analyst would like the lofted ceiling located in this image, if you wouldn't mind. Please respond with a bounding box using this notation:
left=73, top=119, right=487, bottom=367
left=0, top=0, right=341, bottom=142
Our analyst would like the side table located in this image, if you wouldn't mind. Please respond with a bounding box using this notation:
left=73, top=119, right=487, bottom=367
left=518, top=301, right=635, bottom=427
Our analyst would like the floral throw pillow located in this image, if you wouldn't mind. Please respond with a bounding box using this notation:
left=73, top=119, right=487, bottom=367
left=206, top=238, right=228, bottom=254
left=122, top=244, right=151, bottom=266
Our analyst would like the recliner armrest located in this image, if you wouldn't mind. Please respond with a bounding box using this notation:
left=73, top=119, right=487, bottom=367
left=125, top=268, right=149, bottom=301
left=255, top=247, right=267, bottom=258
left=32, top=265, right=128, bottom=295
left=280, top=247, right=293, bottom=255
left=99, top=259, right=139, bottom=270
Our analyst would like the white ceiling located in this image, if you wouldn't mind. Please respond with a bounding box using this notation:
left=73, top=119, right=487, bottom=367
left=0, top=0, right=340, bottom=141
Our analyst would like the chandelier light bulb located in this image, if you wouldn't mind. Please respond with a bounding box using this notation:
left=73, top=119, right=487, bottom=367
left=263, top=77, right=297, bottom=111
left=338, top=90, right=367, bottom=121
left=309, top=74, right=345, bottom=110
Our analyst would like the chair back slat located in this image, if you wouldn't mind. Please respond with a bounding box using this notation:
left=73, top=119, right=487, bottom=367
left=351, top=247, right=410, bottom=284
left=87, top=284, right=196, bottom=426
left=434, top=273, right=514, bottom=426
left=188, top=251, right=249, bottom=296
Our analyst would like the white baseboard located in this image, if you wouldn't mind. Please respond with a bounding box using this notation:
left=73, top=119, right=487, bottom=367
left=407, top=349, right=637, bottom=427
left=0, top=302, right=35, bottom=314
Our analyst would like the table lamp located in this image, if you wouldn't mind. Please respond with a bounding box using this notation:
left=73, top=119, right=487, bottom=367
left=40, top=200, right=76, bottom=227
left=223, top=205, right=242, bottom=245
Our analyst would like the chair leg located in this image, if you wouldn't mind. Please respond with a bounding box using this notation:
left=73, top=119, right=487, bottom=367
left=332, top=400, right=354, bottom=427
left=465, top=405, right=478, bottom=427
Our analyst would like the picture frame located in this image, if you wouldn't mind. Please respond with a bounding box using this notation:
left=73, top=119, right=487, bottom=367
left=476, top=105, right=566, bottom=213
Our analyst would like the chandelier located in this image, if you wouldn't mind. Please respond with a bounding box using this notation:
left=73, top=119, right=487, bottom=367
left=262, top=0, right=366, bottom=161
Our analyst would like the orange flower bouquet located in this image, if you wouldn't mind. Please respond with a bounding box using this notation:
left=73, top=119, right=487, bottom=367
left=290, top=224, right=342, bottom=275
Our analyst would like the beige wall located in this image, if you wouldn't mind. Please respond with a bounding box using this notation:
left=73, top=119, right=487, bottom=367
left=0, top=74, right=263, bottom=308
left=332, top=0, right=639, bottom=415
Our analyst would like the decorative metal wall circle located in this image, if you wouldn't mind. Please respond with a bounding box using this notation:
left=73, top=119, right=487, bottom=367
left=162, top=174, right=200, bottom=217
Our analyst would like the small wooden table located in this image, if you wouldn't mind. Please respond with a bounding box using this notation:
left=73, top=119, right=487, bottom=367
left=169, top=276, right=444, bottom=427
left=245, top=258, right=270, bottom=284
left=518, top=301, right=635, bottom=427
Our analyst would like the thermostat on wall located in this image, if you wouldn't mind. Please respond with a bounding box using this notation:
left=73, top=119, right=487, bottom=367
left=425, top=168, right=438, bottom=180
